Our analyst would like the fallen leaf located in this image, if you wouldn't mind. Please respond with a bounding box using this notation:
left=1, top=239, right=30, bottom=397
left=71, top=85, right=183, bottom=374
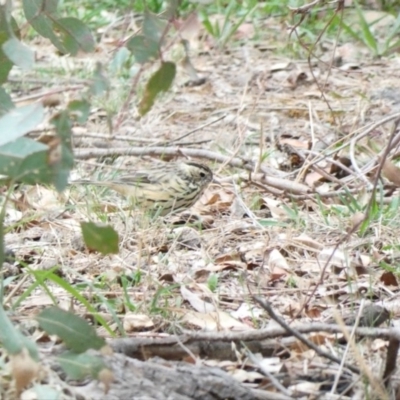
left=123, top=313, right=154, bottom=332
left=10, top=348, right=40, bottom=394
left=181, top=285, right=215, bottom=313
left=182, top=310, right=251, bottom=331
left=382, top=159, right=400, bottom=186
left=380, top=271, right=398, bottom=286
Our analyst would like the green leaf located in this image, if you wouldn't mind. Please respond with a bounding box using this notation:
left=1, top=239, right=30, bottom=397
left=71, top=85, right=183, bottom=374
left=0, top=305, right=39, bottom=359
left=354, top=1, right=378, bottom=55
left=0, top=103, right=44, bottom=146
left=143, top=11, right=166, bottom=44
left=0, top=87, right=14, bottom=117
left=58, top=351, right=107, bottom=380
left=2, top=37, right=34, bottom=69
left=0, top=5, right=20, bottom=83
left=386, top=12, right=400, bottom=45
left=139, top=61, right=176, bottom=116
left=11, top=266, right=60, bottom=311
left=25, top=270, right=113, bottom=335
left=53, top=17, right=95, bottom=55
left=126, top=35, right=159, bottom=64
left=81, top=222, right=119, bottom=254
left=31, top=385, right=61, bottom=400
left=37, top=307, right=105, bottom=353
left=110, top=47, right=131, bottom=75
left=0, top=137, right=53, bottom=185
left=23, top=0, right=67, bottom=54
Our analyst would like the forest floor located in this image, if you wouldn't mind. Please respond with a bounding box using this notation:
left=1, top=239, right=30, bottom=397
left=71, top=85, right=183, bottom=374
left=3, top=4, right=400, bottom=400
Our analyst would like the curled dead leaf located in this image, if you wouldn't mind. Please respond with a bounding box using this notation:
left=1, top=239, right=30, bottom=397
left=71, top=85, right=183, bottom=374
left=42, top=94, right=62, bottom=108
left=287, top=70, right=308, bottom=89
left=10, top=348, right=40, bottom=393
left=380, top=271, right=399, bottom=286
left=268, top=249, right=289, bottom=271
left=267, top=249, right=290, bottom=281
left=382, top=159, right=400, bottom=186
left=181, top=285, right=215, bottom=313
left=123, top=313, right=155, bottom=332
left=348, top=212, right=365, bottom=233
left=98, top=368, right=114, bottom=394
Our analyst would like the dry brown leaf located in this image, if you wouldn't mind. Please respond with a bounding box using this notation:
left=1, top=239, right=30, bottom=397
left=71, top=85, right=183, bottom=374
left=348, top=211, right=365, bottom=233
left=270, top=62, right=293, bottom=72
left=291, top=234, right=323, bottom=251
left=318, top=247, right=347, bottom=270
left=41, top=94, right=62, bottom=107
left=10, top=348, right=40, bottom=393
left=290, top=381, right=323, bottom=394
left=215, top=253, right=241, bottom=264
left=287, top=70, right=308, bottom=89
left=97, top=368, right=114, bottom=394
left=382, top=159, right=400, bottom=186
left=181, top=285, right=215, bottom=313
left=305, top=306, right=322, bottom=319
left=268, top=249, right=290, bottom=272
left=182, top=310, right=251, bottom=331
left=203, top=189, right=234, bottom=213
left=231, top=303, right=263, bottom=320
left=278, top=137, right=309, bottom=149
left=231, top=369, right=264, bottom=383
left=123, top=313, right=155, bottom=332
left=261, top=197, right=287, bottom=219
left=380, top=271, right=399, bottom=286
left=22, top=186, right=64, bottom=212
left=358, top=254, right=371, bottom=267
left=304, top=170, right=325, bottom=186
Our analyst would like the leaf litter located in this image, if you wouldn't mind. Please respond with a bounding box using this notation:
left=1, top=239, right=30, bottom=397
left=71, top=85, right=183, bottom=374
left=3, top=5, right=400, bottom=400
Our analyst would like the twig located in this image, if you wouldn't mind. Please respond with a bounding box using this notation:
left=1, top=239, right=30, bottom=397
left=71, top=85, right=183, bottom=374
left=230, top=179, right=264, bottom=229
left=74, top=131, right=159, bottom=143
left=330, top=300, right=365, bottom=394
left=302, top=112, right=400, bottom=178
left=73, top=131, right=211, bottom=147
left=116, top=323, right=400, bottom=344
left=74, top=146, right=279, bottom=176
left=294, top=120, right=400, bottom=318
left=289, top=0, right=324, bottom=14
left=335, top=303, right=388, bottom=399
left=14, top=85, right=84, bottom=104
left=245, top=348, right=293, bottom=398
left=165, top=115, right=227, bottom=144
left=300, top=148, right=359, bottom=180
left=253, top=296, right=360, bottom=375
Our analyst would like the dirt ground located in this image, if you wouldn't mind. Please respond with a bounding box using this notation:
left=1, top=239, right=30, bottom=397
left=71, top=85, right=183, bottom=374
left=4, top=6, right=400, bottom=400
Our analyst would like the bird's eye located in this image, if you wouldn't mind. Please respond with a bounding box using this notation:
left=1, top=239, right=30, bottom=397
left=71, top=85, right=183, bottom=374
left=199, top=172, right=206, bottom=178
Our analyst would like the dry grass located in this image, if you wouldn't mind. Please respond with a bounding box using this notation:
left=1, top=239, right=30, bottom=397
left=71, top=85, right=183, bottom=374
left=4, top=5, right=400, bottom=399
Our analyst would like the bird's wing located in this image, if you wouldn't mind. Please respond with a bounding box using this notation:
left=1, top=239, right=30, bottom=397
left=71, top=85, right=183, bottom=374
left=114, top=171, right=154, bottom=185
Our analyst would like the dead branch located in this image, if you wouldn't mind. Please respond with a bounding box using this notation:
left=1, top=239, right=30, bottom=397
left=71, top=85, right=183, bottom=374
left=74, top=146, right=280, bottom=176
left=253, top=296, right=360, bottom=374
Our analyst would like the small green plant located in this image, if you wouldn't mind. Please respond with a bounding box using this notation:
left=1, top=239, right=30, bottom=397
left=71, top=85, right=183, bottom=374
left=286, top=275, right=297, bottom=288
left=150, top=284, right=180, bottom=314
left=199, top=0, right=257, bottom=48
left=207, top=273, right=219, bottom=293
left=120, top=274, right=140, bottom=312
left=336, top=2, right=400, bottom=57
